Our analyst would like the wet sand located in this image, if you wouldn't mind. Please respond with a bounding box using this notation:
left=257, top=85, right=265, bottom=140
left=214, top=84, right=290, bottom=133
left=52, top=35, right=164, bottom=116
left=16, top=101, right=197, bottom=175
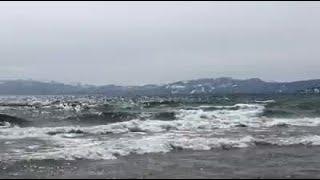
left=1, top=145, right=320, bottom=179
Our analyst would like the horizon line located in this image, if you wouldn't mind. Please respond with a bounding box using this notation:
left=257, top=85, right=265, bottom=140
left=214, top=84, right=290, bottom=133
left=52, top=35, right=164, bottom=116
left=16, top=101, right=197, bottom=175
left=1, top=77, right=320, bottom=87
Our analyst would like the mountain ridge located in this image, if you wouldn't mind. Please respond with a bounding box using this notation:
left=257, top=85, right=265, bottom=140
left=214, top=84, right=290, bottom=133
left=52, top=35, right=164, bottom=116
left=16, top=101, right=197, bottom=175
left=0, top=77, right=320, bottom=96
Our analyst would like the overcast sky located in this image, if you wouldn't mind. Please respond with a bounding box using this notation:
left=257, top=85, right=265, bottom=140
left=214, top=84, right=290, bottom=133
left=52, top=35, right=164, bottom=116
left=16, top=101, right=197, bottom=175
left=0, top=1, right=320, bottom=85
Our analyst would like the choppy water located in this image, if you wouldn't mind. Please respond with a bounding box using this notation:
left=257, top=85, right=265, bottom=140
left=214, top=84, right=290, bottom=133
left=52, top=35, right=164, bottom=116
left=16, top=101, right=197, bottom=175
left=1, top=95, right=320, bottom=163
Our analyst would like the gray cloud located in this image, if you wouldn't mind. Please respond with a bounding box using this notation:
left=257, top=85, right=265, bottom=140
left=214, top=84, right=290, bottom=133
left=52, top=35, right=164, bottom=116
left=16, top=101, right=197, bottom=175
left=0, top=1, right=320, bottom=85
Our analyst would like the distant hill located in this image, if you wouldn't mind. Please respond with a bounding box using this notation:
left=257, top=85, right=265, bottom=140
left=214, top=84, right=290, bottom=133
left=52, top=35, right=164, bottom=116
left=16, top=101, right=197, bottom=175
left=0, top=77, right=320, bottom=96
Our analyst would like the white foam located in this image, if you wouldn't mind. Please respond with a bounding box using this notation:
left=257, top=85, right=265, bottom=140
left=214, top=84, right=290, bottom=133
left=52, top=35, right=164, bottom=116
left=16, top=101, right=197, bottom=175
left=255, top=135, right=320, bottom=146
left=0, top=131, right=256, bottom=161
left=15, top=138, right=117, bottom=161
left=176, top=104, right=265, bottom=128
left=255, top=100, right=276, bottom=103
left=265, top=117, right=320, bottom=127
left=3, top=102, right=320, bottom=161
left=169, top=135, right=254, bottom=150
left=0, top=121, right=12, bottom=129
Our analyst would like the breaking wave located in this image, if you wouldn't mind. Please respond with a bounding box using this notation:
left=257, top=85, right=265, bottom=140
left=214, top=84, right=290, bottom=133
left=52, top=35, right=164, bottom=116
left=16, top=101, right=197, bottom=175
left=0, top=114, right=31, bottom=127
left=2, top=99, right=320, bottom=161
left=3, top=125, right=320, bottom=161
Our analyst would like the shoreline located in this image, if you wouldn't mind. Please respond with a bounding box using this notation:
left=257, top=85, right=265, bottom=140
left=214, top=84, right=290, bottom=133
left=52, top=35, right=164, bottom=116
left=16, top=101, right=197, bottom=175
left=1, top=146, right=320, bottom=179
